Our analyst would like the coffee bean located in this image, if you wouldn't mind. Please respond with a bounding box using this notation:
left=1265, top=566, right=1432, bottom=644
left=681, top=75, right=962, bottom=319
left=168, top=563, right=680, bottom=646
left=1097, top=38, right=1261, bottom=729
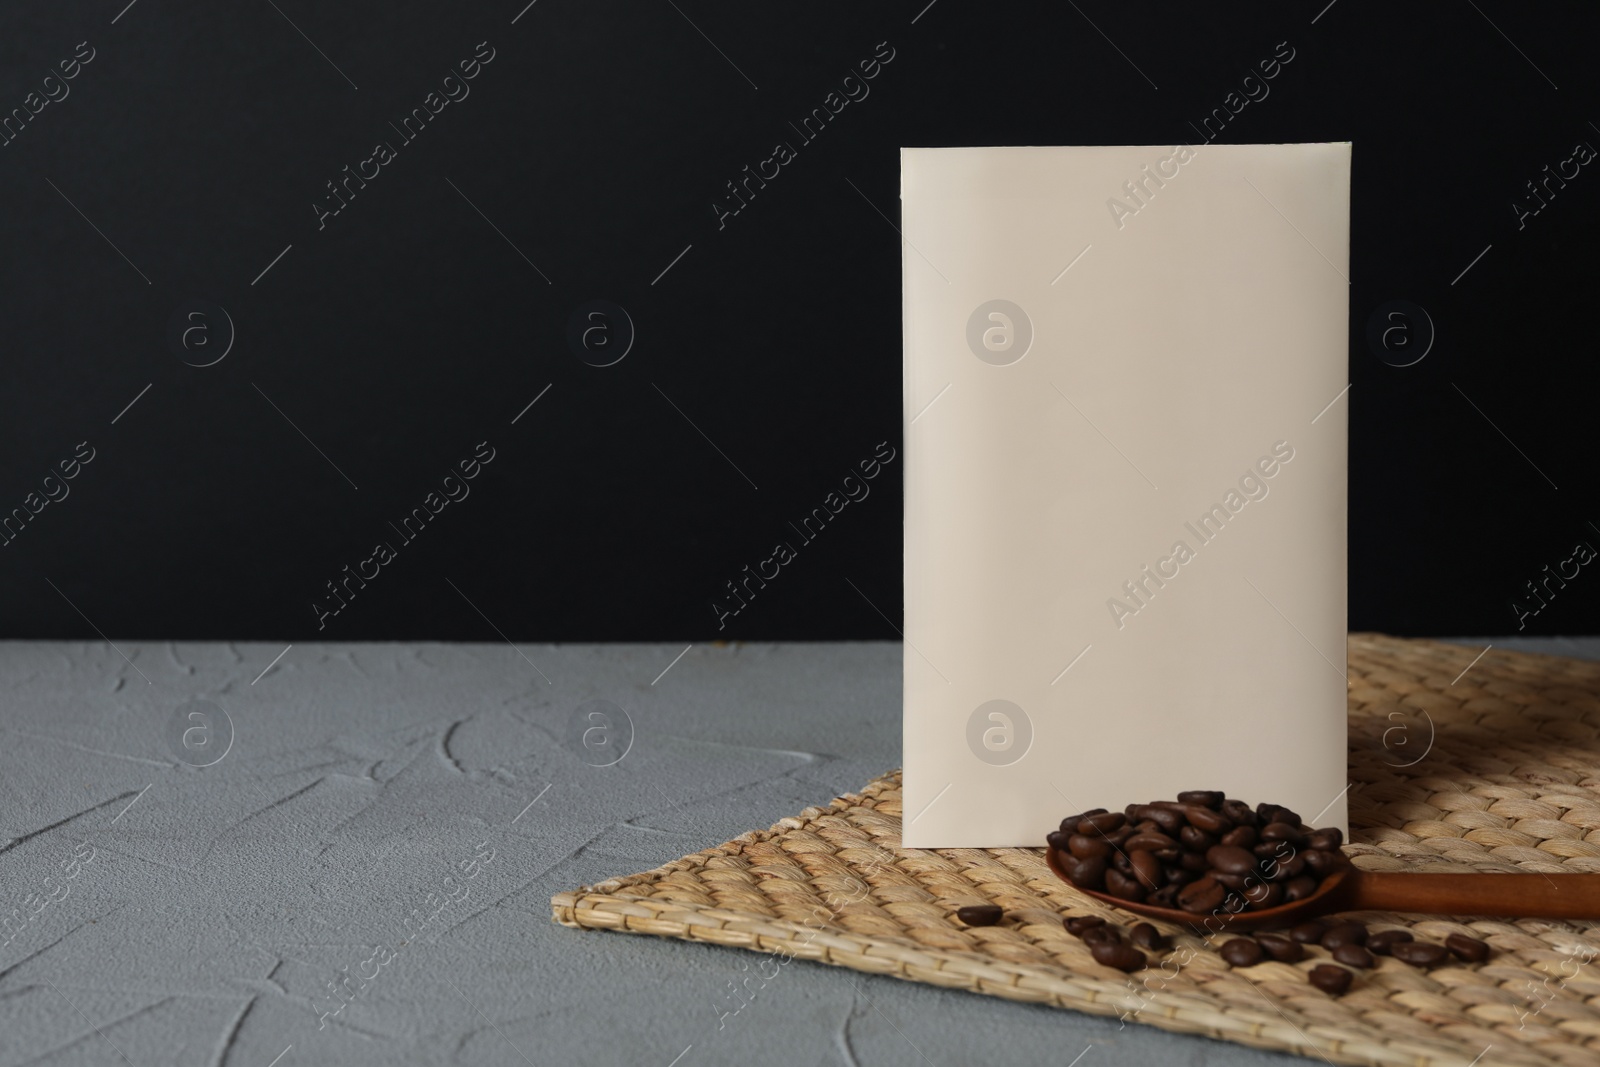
left=1180, top=851, right=1211, bottom=872
left=1302, top=849, right=1347, bottom=877
left=1332, top=943, right=1374, bottom=968
left=1257, top=934, right=1303, bottom=962
left=1069, top=856, right=1107, bottom=891
left=1213, top=871, right=1249, bottom=891
left=1178, top=790, right=1225, bottom=808
left=1103, top=868, right=1146, bottom=902
left=1366, top=929, right=1413, bottom=956
left=1068, top=834, right=1112, bottom=860
left=1064, top=915, right=1105, bottom=936
left=1309, top=964, right=1352, bottom=995
left=1178, top=876, right=1225, bottom=914
left=1221, top=799, right=1258, bottom=827
left=1184, top=805, right=1230, bottom=833
left=1144, top=807, right=1183, bottom=833
left=1219, top=825, right=1258, bottom=849
left=1164, top=865, right=1194, bottom=886
left=1179, top=826, right=1215, bottom=852
left=1082, top=924, right=1121, bottom=945
left=1046, top=830, right=1068, bottom=851
left=1320, top=923, right=1368, bottom=949
left=1252, top=841, right=1283, bottom=860
left=1307, top=827, right=1342, bottom=851
left=1130, top=850, right=1162, bottom=890
left=1059, top=813, right=1085, bottom=834
left=1089, top=940, right=1147, bottom=972
left=1288, top=921, right=1328, bottom=944
left=1123, top=803, right=1144, bottom=822
left=1206, top=845, right=1257, bottom=875
left=1283, top=875, right=1319, bottom=902
left=1079, top=811, right=1126, bottom=834
left=956, top=905, right=1002, bottom=926
left=1241, top=881, right=1283, bottom=910
left=1123, top=831, right=1177, bottom=852
left=1219, top=938, right=1264, bottom=967
left=1446, top=933, right=1490, bottom=962
left=1391, top=940, right=1450, bottom=968
left=1148, top=884, right=1181, bottom=908
left=1111, top=850, right=1133, bottom=874
left=1259, top=822, right=1307, bottom=847
left=1129, top=922, right=1169, bottom=951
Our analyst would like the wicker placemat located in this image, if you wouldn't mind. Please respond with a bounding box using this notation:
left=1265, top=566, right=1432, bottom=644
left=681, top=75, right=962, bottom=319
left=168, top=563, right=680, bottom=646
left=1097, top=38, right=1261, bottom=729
left=552, top=635, right=1600, bottom=1067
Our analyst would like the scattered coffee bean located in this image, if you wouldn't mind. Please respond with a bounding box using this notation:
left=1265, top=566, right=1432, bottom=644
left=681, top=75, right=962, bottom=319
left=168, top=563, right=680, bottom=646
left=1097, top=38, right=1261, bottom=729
left=1309, top=963, right=1352, bottom=995
left=1320, top=923, right=1368, bottom=949
left=956, top=905, right=1003, bottom=927
left=1365, top=929, right=1413, bottom=956
left=1289, top=920, right=1328, bottom=944
left=1089, top=939, right=1147, bottom=972
left=1129, top=922, right=1170, bottom=951
left=1220, top=937, right=1265, bottom=967
left=1332, top=943, right=1374, bottom=969
left=1064, top=915, right=1105, bottom=936
left=1082, top=924, right=1121, bottom=946
left=1390, top=941, right=1450, bottom=968
left=1446, top=933, right=1490, bottom=962
left=1257, top=933, right=1304, bottom=962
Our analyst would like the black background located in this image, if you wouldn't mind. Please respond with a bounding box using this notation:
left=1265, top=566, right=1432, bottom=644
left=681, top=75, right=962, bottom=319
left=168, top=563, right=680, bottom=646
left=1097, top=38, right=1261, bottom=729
left=1, top=1, right=1596, bottom=642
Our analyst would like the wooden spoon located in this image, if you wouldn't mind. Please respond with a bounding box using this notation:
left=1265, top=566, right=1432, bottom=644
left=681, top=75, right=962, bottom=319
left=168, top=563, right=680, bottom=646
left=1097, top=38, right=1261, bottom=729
left=1046, top=845, right=1600, bottom=930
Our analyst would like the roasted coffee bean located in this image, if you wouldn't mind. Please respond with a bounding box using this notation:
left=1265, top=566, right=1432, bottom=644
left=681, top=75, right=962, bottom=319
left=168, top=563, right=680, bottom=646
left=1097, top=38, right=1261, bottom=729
left=1219, top=937, right=1264, bottom=967
left=957, top=905, right=1003, bottom=926
left=1105, top=825, right=1135, bottom=846
left=1257, top=933, right=1304, bottom=962
left=1365, top=929, right=1413, bottom=956
left=1130, top=850, right=1163, bottom=890
left=1241, top=881, right=1283, bottom=910
left=1069, top=856, right=1107, bottom=891
left=1206, top=845, right=1257, bottom=875
left=1068, top=834, right=1111, bottom=860
left=1103, top=868, right=1146, bottom=902
left=1320, top=923, right=1368, bottom=949
left=1289, top=920, right=1328, bottom=944
left=1123, top=803, right=1144, bottom=822
left=1089, top=940, right=1147, bottom=972
left=1046, top=830, right=1068, bottom=851
left=1111, top=850, right=1133, bottom=874
left=1179, top=826, right=1215, bottom=852
left=1148, top=884, right=1181, bottom=908
left=1259, top=822, right=1307, bottom=847
left=1309, top=964, right=1352, bottom=995
left=1446, top=933, right=1490, bottom=962
left=1123, top=831, right=1177, bottom=852
left=1253, top=841, right=1284, bottom=860
left=1220, top=825, right=1258, bottom=849
left=1144, top=807, right=1183, bottom=833
left=1266, top=854, right=1307, bottom=882
left=1283, top=876, right=1320, bottom=902
left=1164, top=866, right=1194, bottom=886
left=1064, top=915, right=1106, bottom=936
left=1180, top=851, right=1211, bottom=872
left=1213, top=871, right=1249, bottom=891
left=1177, top=789, right=1225, bottom=809
left=1255, top=802, right=1281, bottom=824
left=1302, top=848, right=1347, bottom=876
left=1079, top=811, right=1126, bottom=834
left=1306, top=827, right=1342, bottom=851
left=1153, top=848, right=1182, bottom=864
left=1059, top=813, right=1085, bottom=834
left=1129, top=922, right=1170, bottom=951
left=1184, top=805, right=1231, bottom=833
left=1390, top=941, right=1450, bottom=968
left=1178, top=876, right=1226, bottom=914
left=1332, top=944, right=1374, bottom=969
left=1082, top=924, right=1121, bottom=945
left=1221, top=799, right=1258, bottom=827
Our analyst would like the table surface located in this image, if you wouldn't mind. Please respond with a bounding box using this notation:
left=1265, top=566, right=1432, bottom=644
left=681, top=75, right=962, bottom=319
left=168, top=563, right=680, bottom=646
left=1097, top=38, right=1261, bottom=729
left=1, top=635, right=1592, bottom=1067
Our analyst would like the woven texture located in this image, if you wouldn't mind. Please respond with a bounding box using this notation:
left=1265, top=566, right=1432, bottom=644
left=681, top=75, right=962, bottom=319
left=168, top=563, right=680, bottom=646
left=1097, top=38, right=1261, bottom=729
left=552, top=635, right=1600, bottom=1067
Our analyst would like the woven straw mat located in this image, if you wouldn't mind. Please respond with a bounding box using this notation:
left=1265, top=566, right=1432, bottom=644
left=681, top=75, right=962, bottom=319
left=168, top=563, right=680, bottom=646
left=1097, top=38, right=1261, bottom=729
left=551, top=635, right=1600, bottom=1067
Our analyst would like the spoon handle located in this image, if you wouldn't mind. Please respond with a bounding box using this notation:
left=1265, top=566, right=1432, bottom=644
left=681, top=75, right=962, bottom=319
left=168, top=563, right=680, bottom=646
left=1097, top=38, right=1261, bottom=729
left=1347, top=871, right=1600, bottom=919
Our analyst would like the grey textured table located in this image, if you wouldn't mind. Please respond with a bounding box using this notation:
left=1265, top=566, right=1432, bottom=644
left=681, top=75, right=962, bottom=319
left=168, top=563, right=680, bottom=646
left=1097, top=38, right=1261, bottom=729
left=1, top=636, right=1592, bottom=1067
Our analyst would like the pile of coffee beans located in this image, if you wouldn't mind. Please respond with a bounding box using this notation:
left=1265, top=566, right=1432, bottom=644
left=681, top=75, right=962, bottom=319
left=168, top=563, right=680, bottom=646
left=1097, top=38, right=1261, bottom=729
left=1049, top=790, right=1348, bottom=913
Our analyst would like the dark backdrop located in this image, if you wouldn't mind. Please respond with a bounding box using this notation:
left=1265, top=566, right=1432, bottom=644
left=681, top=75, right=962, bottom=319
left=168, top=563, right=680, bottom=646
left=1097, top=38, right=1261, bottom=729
left=2, top=1, right=1597, bottom=641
